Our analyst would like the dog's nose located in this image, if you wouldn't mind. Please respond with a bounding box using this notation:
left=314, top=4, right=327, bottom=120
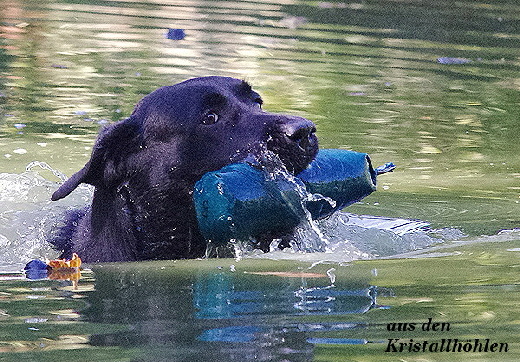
left=282, top=118, right=316, bottom=143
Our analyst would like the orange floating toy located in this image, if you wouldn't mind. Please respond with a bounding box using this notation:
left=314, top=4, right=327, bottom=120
left=47, top=253, right=82, bottom=270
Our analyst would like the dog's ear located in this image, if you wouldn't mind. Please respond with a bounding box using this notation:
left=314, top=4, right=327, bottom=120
left=51, top=118, right=141, bottom=201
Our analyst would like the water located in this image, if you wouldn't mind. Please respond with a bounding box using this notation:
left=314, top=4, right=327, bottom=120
left=1, top=0, right=520, bottom=360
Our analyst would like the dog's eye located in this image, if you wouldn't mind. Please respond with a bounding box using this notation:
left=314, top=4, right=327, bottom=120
left=202, top=112, right=219, bottom=125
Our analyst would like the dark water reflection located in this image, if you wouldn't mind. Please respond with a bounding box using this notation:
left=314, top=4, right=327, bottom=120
left=83, top=261, right=379, bottom=361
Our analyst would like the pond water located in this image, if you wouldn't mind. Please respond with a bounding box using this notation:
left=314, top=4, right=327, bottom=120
left=1, top=0, right=519, bottom=361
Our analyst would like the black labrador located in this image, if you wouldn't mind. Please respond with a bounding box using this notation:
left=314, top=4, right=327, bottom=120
left=51, top=76, right=318, bottom=262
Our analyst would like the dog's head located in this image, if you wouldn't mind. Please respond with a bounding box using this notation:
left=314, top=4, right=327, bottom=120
left=52, top=76, right=318, bottom=201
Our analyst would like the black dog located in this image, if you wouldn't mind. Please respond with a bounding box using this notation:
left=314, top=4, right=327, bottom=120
left=51, top=76, right=318, bottom=262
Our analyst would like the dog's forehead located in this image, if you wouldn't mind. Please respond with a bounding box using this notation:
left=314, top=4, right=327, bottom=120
left=175, top=76, right=259, bottom=99
left=133, top=77, right=261, bottom=124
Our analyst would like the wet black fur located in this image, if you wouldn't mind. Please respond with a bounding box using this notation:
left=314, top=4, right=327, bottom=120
left=51, top=76, right=318, bottom=262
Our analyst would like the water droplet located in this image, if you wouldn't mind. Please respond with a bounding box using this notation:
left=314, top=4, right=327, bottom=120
left=326, top=268, right=336, bottom=285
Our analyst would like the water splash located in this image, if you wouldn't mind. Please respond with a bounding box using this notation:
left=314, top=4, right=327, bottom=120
left=0, top=161, right=474, bottom=269
left=254, top=150, right=335, bottom=253
left=25, top=161, right=68, bottom=182
left=198, top=152, right=470, bottom=261
left=0, top=164, right=92, bottom=270
left=232, top=153, right=468, bottom=260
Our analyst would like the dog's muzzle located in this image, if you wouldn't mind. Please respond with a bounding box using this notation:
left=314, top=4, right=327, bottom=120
left=266, top=116, right=318, bottom=174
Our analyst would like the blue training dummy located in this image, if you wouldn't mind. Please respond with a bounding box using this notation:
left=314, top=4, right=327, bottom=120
left=193, top=149, right=395, bottom=246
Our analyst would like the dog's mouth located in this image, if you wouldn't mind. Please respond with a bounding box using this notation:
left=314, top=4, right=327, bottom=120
left=265, top=117, right=318, bottom=174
